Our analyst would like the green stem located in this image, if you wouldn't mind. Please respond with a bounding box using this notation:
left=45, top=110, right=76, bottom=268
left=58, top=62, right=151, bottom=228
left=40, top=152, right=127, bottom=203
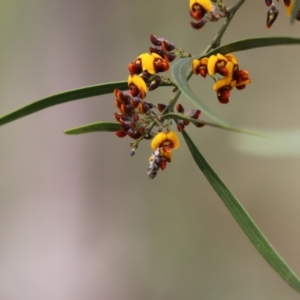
left=203, top=0, right=246, bottom=53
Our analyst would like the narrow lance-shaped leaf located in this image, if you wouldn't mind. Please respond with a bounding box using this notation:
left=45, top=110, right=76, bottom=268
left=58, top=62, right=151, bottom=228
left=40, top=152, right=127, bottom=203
left=206, top=36, right=300, bottom=56
left=64, top=122, right=121, bottom=135
left=182, top=130, right=300, bottom=294
left=290, top=0, right=300, bottom=24
left=0, top=81, right=128, bottom=127
left=165, top=113, right=266, bottom=137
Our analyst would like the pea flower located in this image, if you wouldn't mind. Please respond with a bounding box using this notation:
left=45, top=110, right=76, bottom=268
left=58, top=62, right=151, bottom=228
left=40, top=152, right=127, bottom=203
left=127, top=75, right=147, bottom=99
left=213, top=75, right=236, bottom=104
left=128, top=53, right=169, bottom=75
left=207, top=53, right=231, bottom=76
left=189, top=0, right=213, bottom=21
left=192, top=57, right=208, bottom=77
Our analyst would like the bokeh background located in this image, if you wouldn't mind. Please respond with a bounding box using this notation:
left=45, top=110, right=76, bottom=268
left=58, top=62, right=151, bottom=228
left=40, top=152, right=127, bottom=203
left=0, top=1, right=300, bottom=299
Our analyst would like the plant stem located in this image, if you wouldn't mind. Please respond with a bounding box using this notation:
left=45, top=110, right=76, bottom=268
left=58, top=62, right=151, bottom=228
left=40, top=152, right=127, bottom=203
left=203, top=0, right=246, bottom=54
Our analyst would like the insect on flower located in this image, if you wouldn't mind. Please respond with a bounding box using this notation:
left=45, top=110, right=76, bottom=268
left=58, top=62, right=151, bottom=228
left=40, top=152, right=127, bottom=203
left=147, top=146, right=172, bottom=179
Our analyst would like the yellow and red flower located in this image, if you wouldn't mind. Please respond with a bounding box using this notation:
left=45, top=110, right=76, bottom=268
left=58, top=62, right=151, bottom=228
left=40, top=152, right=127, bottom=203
left=207, top=54, right=231, bottom=77
left=192, top=57, right=208, bottom=77
left=234, top=69, right=251, bottom=90
left=127, top=75, right=147, bottom=99
left=151, top=131, right=180, bottom=151
left=189, top=0, right=213, bottom=21
left=128, top=53, right=169, bottom=75
left=213, top=76, right=236, bottom=104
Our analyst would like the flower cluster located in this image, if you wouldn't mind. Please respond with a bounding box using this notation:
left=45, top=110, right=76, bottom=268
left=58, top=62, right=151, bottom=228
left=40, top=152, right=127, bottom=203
left=113, top=36, right=189, bottom=178
left=265, top=0, right=300, bottom=28
left=192, top=53, right=251, bottom=103
left=114, top=36, right=174, bottom=140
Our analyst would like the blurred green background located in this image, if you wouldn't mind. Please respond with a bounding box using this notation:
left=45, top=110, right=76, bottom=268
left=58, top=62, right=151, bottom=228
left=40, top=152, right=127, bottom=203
left=1, top=1, right=300, bottom=299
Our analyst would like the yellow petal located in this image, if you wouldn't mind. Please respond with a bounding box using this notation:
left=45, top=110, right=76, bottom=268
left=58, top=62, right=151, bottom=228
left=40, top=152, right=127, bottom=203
left=197, top=0, right=213, bottom=12
left=190, top=0, right=197, bottom=9
left=150, top=131, right=180, bottom=150
left=286, top=0, right=294, bottom=15
left=151, top=132, right=167, bottom=150
left=216, top=53, right=228, bottom=61
left=192, top=59, right=201, bottom=73
left=225, top=61, right=234, bottom=78
left=200, top=57, right=208, bottom=64
left=213, top=77, right=232, bottom=91
left=207, top=55, right=218, bottom=75
left=236, top=78, right=251, bottom=86
left=127, top=75, right=147, bottom=95
left=225, top=54, right=238, bottom=66
left=138, top=53, right=156, bottom=74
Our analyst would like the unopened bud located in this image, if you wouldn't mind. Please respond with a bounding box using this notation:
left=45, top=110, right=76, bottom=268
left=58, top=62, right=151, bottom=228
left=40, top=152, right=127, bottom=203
left=133, top=114, right=139, bottom=122
left=130, top=148, right=136, bottom=156
left=115, top=130, right=127, bottom=138
left=266, top=5, right=278, bottom=28
left=176, top=104, right=184, bottom=113
left=114, top=112, right=122, bottom=122
left=149, top=47, right=164, bottom=56
left=188, top=109, right=201, bottom=119
left=120, top=103, right=133, bottom=115
left=130, top=97, right=141, bottom=108
left=150, top=34, right=161, bottom=46
left=157, top=103, right=166, bottom=112
left=194, top=122, right=205, bottom=128
left=177, top=121, right=185, bottom=132
left=138, top=102, right=149, bottom=114
left=161, top=40, right=175, bottom=52
left=148, top=76, right=162, bottom=91
left=164, top=52, right=176, bottom=62
left=138, top=125, right=145, bottom=134
left=190, top=19, right=206, bottom=30
left=127, top=129, right=142, bottom=139
left=265, top=0, right=272, bottom=6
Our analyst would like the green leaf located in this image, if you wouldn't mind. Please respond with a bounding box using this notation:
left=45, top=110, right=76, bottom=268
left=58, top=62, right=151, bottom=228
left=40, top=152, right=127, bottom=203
left=182, top=130, right=300, bottom=294
left=64, top=121, right=120, bottom=135
left=206, top=36, right=300, bottom=56
left=164, top=113, right=266, bottom=137
left=171, top=58, right=231, bottom=127
left=290, top=0, right=300, bottom=24
left=0, top=81, right=128, bottom=127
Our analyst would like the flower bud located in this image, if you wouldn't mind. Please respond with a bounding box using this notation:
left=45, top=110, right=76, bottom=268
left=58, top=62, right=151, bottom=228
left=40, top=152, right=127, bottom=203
left=115, top=130, right=127, bottom=138
left=176, top=104, right=184, bottom=113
